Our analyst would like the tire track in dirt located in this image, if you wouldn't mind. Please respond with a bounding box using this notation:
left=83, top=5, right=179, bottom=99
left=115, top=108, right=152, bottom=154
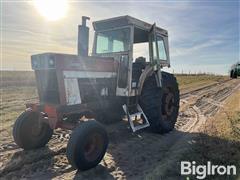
left=0, top=79, right=239, bottom=179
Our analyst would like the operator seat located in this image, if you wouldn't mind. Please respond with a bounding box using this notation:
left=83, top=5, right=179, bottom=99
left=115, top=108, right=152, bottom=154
left=132, top=57, right=146, bottom=88
left=135, top=56, right=146, bottom=64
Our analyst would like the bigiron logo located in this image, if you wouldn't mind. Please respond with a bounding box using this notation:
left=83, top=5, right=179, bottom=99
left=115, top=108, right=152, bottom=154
left=181, top=161, right=237, bottom=179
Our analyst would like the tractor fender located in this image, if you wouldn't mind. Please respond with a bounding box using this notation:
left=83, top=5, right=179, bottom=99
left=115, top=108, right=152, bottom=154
left=137, top=65, right=155, bottom=95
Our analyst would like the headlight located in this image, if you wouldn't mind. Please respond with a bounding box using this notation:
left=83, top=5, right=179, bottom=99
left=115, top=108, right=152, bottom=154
left=48, top=57, right=55, bottom=68
left=32, top=59, right=39, bottom=69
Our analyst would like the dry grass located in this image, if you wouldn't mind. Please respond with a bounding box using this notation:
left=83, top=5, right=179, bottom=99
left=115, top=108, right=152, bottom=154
left=0, top=86, right=37, bottom=141
left=181, top=91, right=240, bottom=180
left=203, top=90, right=240, bottom=142
left=176, top=74, right=228, bottom=91
left=0, top=71, right=37, bottom=141
left=0, top=71, right=36, bottom=87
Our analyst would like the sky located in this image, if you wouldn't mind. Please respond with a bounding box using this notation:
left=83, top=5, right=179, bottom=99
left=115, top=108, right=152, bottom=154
left=1, top=0, right=239, bottom=75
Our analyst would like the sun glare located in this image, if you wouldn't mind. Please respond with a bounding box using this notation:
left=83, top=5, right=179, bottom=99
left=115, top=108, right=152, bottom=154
left=33, top=0, right=68, bottom=21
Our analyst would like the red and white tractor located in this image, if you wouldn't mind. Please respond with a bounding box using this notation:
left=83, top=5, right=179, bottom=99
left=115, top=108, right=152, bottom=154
left=13, top=16, right=179, bottom=170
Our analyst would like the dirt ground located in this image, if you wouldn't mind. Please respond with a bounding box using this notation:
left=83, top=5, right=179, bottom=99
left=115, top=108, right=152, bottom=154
left=179, top=87, right=240, bottom=180
left=0, top=77, right=239, bottom=180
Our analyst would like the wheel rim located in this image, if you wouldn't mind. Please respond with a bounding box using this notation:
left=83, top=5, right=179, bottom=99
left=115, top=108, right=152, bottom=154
left=31, top=122, right=44, bottom=137
left=84, top=133, right=104, bottom=162
left=26, top=112, right=44, bottom=137
left=162, top=88, right=175, bottom=120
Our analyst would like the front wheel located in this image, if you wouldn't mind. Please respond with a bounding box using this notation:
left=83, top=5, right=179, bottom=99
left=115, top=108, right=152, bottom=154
left=13, top=111, right=53, bottom=150
left=66, top=120, right=108, bottom=170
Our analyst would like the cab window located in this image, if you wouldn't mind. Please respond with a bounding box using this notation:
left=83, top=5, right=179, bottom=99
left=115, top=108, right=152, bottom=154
left=96, top=28, right=130, bottom=54
left=156, top=36, right=167, bottom=60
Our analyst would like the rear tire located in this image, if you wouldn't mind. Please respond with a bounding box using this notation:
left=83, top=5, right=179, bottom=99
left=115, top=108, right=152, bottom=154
left=140, top=72, right=180, bottom=134
left=13, top=111, right=53, bottom=150
left=66, top=120, right=108, bottom=170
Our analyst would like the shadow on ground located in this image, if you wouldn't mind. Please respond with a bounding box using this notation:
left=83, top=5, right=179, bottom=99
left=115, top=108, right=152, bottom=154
left=71, top=130, right=240, bottom=180
left=1, top=130, right=240, bottom=180
left=0, top=146, right=63, bottom=179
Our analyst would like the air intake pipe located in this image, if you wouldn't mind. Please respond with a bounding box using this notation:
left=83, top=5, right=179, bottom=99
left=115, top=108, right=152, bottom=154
left=78, top=16, right=90, bottom=56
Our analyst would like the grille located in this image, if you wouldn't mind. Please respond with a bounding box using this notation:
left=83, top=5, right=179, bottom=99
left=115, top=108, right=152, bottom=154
left=35, top=70, right=60, bottom=104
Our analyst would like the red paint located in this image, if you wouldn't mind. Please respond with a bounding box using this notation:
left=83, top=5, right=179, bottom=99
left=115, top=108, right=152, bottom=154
left=44, top=105, right=59, bottom=129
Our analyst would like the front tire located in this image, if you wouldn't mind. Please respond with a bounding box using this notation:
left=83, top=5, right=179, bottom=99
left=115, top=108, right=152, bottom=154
left=13, top=111, right=53, bottom=150
left=140, top=72, right=180, bottom=134
left=66, top=120, right=108, bottom=170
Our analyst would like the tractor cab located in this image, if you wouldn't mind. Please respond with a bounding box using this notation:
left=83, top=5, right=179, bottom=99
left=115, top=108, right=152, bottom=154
left=92, top=16, right=170, bottom=96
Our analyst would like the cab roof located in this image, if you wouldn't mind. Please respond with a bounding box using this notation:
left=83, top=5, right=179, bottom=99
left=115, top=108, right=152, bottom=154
left=92, top=15, right=168, bottom=37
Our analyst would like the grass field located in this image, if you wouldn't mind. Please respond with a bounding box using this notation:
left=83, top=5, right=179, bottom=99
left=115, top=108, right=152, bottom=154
left=175, top=74, right=229, bottom=91
left=1, top=71, right=36, bottom=87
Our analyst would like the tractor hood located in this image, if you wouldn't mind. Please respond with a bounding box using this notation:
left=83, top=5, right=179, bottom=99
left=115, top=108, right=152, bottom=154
left=31, top=53, right=118, bottom=73
left=31, top=53, right=119, bottom=105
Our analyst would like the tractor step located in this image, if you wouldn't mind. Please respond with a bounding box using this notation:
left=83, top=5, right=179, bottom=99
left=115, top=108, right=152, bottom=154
left=122, top=104, right=150, bottom=132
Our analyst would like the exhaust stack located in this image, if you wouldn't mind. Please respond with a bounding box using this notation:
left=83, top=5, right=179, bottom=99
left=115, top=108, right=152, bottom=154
left=78, top=16, right=90, bottom=56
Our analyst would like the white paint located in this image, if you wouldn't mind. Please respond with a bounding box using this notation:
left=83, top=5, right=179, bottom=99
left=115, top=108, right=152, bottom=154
left=101, top=87, right=108, bottom=96
left=116, top=87, right=128, bottom=96
left=63, top=71, right=116, bottom=79
left=64, top=78, right=81, bottom=105
left=132, top=82, right=137, bottom=88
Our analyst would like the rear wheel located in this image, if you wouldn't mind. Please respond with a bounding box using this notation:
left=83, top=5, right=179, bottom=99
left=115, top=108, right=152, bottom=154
left=140, top=72, right=180, bottom=134
left=13, top=111, right=53, bottom=150
left=66, top=120, right=108, bottom=170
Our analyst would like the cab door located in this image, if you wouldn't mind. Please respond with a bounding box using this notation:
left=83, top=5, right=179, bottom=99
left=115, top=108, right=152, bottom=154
left=148, top=24, right=169, bottom=87
left=149, top=24, right=170, bottom=67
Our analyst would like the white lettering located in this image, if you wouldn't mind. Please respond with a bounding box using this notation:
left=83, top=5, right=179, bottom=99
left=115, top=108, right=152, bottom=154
left=196, top=165, right=206, bottom=179
left=217, top=166, right=226, bottom=175
left=227, top=165, right=236, bottom=175
left=181, top=161, right=192, bottom=175
left=212, top=165, right=218, bottom=175
left=180, top=161, right=237, bottom=179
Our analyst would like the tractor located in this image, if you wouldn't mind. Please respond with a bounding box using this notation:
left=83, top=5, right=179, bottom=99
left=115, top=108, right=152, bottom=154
left=230, top=62, right=240, bottom=78
left=13, top=16, right=180, bottom=170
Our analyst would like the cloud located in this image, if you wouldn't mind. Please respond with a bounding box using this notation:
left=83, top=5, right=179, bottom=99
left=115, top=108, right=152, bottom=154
left=171, top=39, right=223, bottom=57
